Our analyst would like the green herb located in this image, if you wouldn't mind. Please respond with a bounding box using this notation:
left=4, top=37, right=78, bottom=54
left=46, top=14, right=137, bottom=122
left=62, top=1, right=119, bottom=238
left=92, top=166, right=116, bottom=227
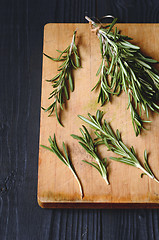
left=85, top=16, right=159, bottom=136
left=78, top=110, right=159, bottom=183
left=42, top=30, right=80, bottom=126
left=71, top=125, right=109, bottom=185
left=41, top=134, right=84, bottom=198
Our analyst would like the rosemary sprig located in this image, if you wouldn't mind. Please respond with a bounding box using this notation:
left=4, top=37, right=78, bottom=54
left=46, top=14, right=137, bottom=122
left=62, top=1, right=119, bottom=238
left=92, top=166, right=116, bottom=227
left=86, top=16, right=159, bottom=136
left=42, top=30, right=80, bottom=126
left=41, top=134, right=84, bottom=198
left=78, top=110, right=159, bottom=183
left=71, top=125, right=109, bottom=185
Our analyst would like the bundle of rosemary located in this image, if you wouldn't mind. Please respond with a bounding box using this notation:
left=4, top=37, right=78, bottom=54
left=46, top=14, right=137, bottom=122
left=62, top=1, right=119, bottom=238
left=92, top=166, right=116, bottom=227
left=86, top=16, right=159, bottom=136
left=78, top=110, right=159, bottom=183
left=42, top=30, right=80, bottom=126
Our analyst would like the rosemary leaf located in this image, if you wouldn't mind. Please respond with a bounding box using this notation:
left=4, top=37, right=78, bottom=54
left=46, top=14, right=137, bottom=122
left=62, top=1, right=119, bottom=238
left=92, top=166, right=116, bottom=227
left=41, top=134, right=84, bottom=198
left=42, top=30, right=81, bottom=126
left=71, top=126, right=109, bottom=185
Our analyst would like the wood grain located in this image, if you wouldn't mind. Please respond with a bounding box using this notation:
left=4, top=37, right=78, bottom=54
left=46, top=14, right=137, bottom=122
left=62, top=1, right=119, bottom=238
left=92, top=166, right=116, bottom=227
left=97, top=0, right=159, bottom=23
left=38, top=23, right=159, bottom=208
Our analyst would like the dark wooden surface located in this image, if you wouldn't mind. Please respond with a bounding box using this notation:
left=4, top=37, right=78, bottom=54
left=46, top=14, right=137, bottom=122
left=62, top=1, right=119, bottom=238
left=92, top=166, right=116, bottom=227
left=1, top=0, right=159, bottom=239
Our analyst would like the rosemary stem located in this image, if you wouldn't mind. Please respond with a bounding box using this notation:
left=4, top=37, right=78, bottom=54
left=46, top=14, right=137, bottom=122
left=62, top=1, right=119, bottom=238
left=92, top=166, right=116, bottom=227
left=85, top=16, right=96, bottom=26
left=69, top=30, right=77, bottom=55
left=137, top=164, right=159, bottom=183
left=95, top=157, right=109, bottom=185
left=101, top=59, right=105, bottom=75
left=69, top=166, right=84, bottom=198
left=104, top=176, right=110, bottom=185
left=154, top=178, right=159, bottom=184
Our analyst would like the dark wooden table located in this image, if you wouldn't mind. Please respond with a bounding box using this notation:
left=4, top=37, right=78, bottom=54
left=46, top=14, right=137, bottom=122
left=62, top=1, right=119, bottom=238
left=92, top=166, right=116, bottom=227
left=1, top=0, right=159, bottom=239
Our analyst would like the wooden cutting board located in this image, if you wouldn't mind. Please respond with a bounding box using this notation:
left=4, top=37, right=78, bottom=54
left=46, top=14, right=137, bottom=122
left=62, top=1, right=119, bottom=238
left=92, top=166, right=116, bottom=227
left=38, top=23, right=159, bottom=208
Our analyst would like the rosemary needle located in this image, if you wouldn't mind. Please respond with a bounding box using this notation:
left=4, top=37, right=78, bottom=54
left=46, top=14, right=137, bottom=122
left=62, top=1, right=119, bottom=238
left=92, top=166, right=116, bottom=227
left=85, top=16, right=159, bottom=136
left=78, top=110, right=159, bottom=183
left=71, top=125, right=109, bottom=185
left=42, top=30, right=80, bottom=126
left=41, top=134, right=84, bottom=199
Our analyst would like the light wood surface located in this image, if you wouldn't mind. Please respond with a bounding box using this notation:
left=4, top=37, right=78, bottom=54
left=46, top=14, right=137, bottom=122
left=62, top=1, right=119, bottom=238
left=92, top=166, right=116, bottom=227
left=38, top=23, right=159, bottom=208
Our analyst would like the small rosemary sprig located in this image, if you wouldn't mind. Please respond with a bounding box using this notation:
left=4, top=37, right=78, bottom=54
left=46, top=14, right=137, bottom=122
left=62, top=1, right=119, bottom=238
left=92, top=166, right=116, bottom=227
left=78, top=110, right=159, bottom=183
left=71, top=125, right=109, bottom=185
left=86, top=16, right=159, bottom=136
left=41, top=134, right=84, bottom=198
left=42, top=30, right=80, bottom=126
